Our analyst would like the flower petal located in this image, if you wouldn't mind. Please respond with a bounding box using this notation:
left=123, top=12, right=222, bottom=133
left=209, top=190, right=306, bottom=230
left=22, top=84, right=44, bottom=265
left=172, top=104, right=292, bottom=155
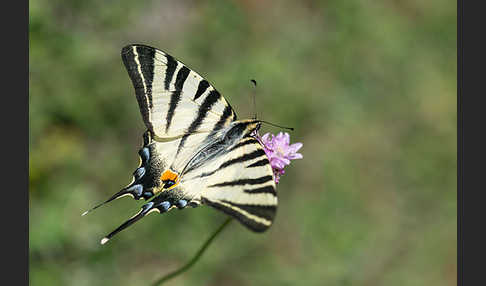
left=281, top=157, right=291, bottom=165
left=270, top=157, right=287, bottom=169
left=250, top=130, right=302, bottom=184
left=261, top=133, right=271, bottom=142
left=289, top=142, right=303, bottom=153
left=275, top=132, right=285, bottom=144
left=283, top=132, right=290, bottom=145
left=288, top=152, right=303, bottom=160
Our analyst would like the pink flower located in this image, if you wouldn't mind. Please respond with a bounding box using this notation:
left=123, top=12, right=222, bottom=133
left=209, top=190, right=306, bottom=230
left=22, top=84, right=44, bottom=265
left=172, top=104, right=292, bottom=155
left=253, top=131, right=303, bottom=184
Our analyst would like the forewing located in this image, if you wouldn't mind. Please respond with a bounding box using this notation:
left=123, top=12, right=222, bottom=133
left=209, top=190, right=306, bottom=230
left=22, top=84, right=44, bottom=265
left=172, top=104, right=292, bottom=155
left=121, top=44, right=237, bottom=138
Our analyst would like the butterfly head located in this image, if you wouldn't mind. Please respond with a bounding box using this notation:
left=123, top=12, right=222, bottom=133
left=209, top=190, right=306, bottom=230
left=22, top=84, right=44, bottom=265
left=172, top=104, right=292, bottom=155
left=230, top=119, right=261, bottom=137
left=238, top=119, right=293, bottom=137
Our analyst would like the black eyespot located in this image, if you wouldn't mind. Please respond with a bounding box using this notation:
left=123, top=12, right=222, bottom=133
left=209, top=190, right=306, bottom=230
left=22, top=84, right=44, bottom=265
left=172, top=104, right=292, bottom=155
left=163, top=180, right=175, bottom=189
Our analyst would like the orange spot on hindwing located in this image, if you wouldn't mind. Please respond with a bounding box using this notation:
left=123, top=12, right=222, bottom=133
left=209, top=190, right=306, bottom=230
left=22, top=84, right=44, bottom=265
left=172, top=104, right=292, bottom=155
left=160, top=170, right=179, bottom=190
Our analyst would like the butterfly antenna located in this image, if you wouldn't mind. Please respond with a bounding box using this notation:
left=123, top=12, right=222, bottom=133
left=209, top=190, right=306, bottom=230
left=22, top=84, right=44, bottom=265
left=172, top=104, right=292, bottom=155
left=250, top=79, right=257, bottom=119
left=248, top=80, right=293, bottom=131
left=259, top=120, right=294, bottom=131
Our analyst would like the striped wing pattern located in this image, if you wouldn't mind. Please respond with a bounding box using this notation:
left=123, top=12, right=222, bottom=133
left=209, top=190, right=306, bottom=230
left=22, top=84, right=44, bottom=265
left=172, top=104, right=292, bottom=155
left=181, top=136, right=277, bottom=232
left=88, top=45, right=279, bottom=243
left=121, top=44, right=237, bottom=139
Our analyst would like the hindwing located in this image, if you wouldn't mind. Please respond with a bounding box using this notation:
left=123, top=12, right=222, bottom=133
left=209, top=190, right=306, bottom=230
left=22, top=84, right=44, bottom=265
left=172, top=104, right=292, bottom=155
left=183, top=136, right=277, bottom=232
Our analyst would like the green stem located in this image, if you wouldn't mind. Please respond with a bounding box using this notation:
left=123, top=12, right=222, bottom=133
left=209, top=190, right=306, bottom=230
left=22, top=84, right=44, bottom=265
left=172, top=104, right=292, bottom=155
left=150, top=217, right=232, bottom=286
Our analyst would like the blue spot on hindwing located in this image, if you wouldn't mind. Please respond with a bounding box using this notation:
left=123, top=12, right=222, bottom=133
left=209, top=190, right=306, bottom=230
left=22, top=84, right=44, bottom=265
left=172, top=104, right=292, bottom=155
left=134, top=167, right=146, bottom=179
left=139, top=147, right=150, bottom=163
left=127, top=184, right=143, bottom=197
left=143, top=192, right=153, bottom=199
left=177, top=200, right=187, bottom=209
left=142, top=202, right=154, bottom=212
left=159, top=201, right=171, bottom=212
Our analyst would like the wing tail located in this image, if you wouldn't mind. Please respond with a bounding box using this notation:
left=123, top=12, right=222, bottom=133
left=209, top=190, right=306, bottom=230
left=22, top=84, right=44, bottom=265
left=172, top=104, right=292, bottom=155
left=81, top=183, right=151, bottom=217
left=100, top=201, right=156, bottom=244
left=99, top=191, right=194, bottom=244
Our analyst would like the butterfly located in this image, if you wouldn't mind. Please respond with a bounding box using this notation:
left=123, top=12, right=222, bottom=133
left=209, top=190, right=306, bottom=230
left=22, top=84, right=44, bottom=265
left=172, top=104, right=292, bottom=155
left=84, top=44, right=277, bottom=244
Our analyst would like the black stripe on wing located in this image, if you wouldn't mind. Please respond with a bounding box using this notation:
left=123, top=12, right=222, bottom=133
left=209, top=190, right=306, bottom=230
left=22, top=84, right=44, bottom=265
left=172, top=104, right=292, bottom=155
left=208, top=176, right=276, bottom=196
left=210, top=105, right=234, bottom=134
left=243, top=185, right=277, bottom=195
left=166, top=66, right=191, bottom=132
left=121, top=45, right=156, bottom=131
left=194, top=80, right=210, bottom=100
left=137, top=46, right=155, bottom=108
left=164, top=54, right=177, bottom=90
left=202, top=198, right=276, bottom=232
left=219, top=149, right=266, bottom=169
left=196, top=147, right=266, bottom=178
left=246, top=158, right=270, bottom=168
left=176, top=90, right=222, bottom=154
left=208, top=175, right=274, bottom=187
left=227, top=138, right=259, bottom=153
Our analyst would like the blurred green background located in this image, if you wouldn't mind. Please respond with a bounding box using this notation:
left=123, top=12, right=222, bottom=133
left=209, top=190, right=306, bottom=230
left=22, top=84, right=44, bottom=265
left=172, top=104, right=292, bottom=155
left=29, top=0, right=456, bottom=285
